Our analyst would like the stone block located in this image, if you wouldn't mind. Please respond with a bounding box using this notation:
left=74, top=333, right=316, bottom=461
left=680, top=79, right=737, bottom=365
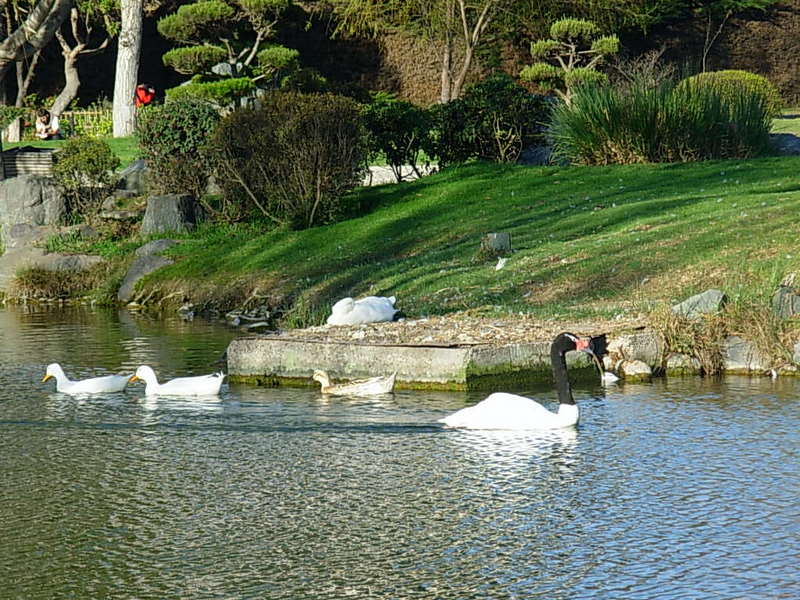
left=0, top=174, right=65, bottom=228
left=672, top=289, right=726, bottom=319
left=723, top=336, right=769, bottom=373
left=666, top=353, right=702, bottom=376
left=606, top=331, right=663, bottom=366
left=140, top=194, right=204, bottom=235
left=226, top=337, right=598, bottom=390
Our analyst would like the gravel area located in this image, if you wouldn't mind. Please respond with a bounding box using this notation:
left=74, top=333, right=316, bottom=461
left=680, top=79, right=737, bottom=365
left=270, top=313, right=648, bottom=346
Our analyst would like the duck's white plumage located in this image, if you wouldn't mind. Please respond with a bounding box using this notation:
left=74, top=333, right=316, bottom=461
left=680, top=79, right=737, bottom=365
left=312, top=369, right=396, bottom=396
left=326, top=296, right=398, bottom=326
left=438, top=392, right=579, bottom=430
left=42, top=363, right=130, bottom=394
left=130, top=365, right=225, bottom=396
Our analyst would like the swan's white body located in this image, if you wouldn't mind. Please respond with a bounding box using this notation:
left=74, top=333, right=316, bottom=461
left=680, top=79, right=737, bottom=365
left=439, top=332, right=603, bottom=431
left=130, top=365, right=225, bottom=396
left=601, top=371, right=620, bottom=384
left=313, top=370, right=396, bottom=396
left=438, top=392, right=579, bottom=430
left=42, top=363, right=129, bottom=394
left=326, top=296, right=399, bottom=326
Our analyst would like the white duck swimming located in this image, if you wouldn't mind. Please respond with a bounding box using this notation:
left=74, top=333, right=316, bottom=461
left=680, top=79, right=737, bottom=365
left=326, top=295, right=399, bottom=326
left=129, top=365, right=225, bottom=396
left=42, top=363, right=130, bottom=395
left=438, top=332, right=605, bottom=430
left=312, top=369, right=397, bottom=396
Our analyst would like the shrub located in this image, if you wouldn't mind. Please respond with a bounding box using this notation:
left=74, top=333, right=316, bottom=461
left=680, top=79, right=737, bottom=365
left=164, top=77, right=255, bottom=109
left=678, top=70, right=783, bottom=118
left=428, top=73, right=550, bottom=166
left=362, top=92, right=431, bottom=182
left=163, top=45, right=228, bottom=74
left=136, top=99, right=220, bottom=200
left=52, top=136, right=120, bottom=224
left=212, top=91, right=368, bottom=228
left=549, top=78, right=773, bottom=165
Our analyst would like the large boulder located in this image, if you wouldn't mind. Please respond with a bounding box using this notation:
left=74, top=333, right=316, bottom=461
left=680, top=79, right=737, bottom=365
left=0, top=175, right=66, bottom=229
left=672, top=289, right=727, bottom=319
left=140, top=194, right=204, bottom=235
left=723, top=336, right=769, bottom=373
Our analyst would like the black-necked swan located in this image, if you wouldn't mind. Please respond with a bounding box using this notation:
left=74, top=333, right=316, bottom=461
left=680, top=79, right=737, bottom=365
left=326, top=296, right=399, bottom=325
left=438, top=332, right=605, bottom=430
left=42, top=363, right=130, bottom=394
left=129, top=365, right=225, bottom=396
left=312, top=369, right=397, bottom=396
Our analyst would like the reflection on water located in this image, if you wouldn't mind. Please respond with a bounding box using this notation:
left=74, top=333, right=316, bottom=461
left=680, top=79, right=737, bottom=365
left=1, top=306, right=799, bottom=600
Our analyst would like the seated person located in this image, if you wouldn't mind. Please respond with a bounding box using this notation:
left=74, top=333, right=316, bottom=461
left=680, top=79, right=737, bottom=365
left=135, top=83, right=156, bottom=108
left=35, top=109, right=61, bottom=140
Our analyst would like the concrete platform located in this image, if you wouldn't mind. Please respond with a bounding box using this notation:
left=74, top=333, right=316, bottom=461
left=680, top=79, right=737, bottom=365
left=226, top=335, right=599, bottom=390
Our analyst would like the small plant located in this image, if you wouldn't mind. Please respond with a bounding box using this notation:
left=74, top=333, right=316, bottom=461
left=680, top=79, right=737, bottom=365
left=361, top=92, right=431, bottom=183
left=136, top=99, right=220, bottom=200
left=52, top=136, right=120, bottom=224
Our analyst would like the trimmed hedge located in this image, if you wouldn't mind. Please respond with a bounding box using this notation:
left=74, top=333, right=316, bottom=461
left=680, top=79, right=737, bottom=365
left=679, top=70, right=783, bottom=118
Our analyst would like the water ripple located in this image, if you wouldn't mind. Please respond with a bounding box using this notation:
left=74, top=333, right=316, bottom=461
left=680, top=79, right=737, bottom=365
left=1, top=308, right=799, bottom=599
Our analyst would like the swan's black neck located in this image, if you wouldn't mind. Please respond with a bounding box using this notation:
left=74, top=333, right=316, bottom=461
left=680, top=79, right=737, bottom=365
left=551, top=334, right=576, bottom=405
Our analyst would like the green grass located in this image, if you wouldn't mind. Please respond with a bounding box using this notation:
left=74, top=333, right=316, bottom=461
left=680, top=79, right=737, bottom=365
left=772, top=109, right=800, bottom=136
left=3, top=134, right=140, bottom=170
left=135, top=155, right=800, bottom=327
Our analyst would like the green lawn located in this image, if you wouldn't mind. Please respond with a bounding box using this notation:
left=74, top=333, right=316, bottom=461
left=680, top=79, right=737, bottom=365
left=139, top=155, right=800, bottom=327
left=772, top=110, right=800, bottom=136
left=2, top=135, right=140, bottom=169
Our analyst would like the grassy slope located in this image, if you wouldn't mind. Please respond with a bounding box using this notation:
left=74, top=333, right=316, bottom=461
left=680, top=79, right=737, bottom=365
left=145, top=155, right=800, bottom=325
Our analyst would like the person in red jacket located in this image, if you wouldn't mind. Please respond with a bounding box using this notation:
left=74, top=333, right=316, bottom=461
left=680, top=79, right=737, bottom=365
left=134, top=83, right=155, bottom=108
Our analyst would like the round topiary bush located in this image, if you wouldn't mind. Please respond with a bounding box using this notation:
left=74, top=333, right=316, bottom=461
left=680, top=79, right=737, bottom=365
left=679, top=70, right=783, bottom=118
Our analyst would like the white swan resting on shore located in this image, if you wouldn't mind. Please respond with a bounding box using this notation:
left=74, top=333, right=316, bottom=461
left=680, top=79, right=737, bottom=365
left=326, top=295, right=399, bottom=325
left=42, top=363, right=130, bottom=394
left=129, top=365, right=225, bottom=396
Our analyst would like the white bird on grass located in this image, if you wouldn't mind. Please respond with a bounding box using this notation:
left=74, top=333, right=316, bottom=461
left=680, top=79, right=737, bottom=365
left=42, top=363, right=130, bottom=395
left=312, top=369, right=397, bottom=396
left=326, top=295, right=399, bottom=326
left=129, top=365, right=225, bottom=396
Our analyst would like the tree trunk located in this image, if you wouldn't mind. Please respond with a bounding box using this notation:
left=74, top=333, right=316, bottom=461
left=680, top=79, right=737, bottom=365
left=0, top=0, right=72, bottom=81
left=51, top=49, right=80, bottom=116
left=112, top=0, right=143, bottom=137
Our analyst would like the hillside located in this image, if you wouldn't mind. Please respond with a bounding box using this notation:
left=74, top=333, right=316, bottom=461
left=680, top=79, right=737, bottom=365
left=141, top=155, right=800, bottom=333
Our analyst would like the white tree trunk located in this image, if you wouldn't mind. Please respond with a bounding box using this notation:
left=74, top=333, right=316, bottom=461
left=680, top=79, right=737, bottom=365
left=112, top=0, right=143, bottom=137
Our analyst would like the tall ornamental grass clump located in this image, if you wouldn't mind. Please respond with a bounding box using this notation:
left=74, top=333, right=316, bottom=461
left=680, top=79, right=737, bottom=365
left=212, top=91, right=368, bottom=229
left=549, top=78, right=773, bottom=165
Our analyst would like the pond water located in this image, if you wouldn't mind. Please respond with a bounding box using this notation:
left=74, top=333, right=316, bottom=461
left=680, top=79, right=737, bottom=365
left=0, top=306, right=798, bottom=600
